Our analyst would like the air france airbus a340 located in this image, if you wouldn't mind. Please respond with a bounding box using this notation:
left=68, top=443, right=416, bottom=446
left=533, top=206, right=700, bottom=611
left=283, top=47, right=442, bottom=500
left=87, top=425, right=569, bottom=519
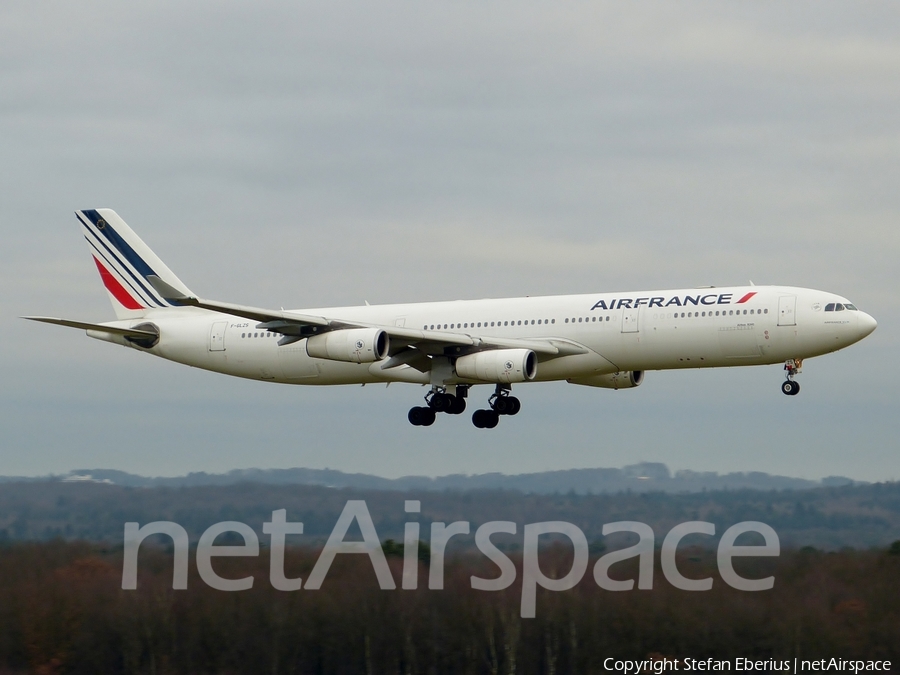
left=26, top=210, right=877, bottom=429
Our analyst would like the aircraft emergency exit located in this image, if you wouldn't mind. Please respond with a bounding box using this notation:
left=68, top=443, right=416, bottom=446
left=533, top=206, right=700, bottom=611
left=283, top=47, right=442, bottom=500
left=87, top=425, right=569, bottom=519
left=25, top=209, right=877, bottom=429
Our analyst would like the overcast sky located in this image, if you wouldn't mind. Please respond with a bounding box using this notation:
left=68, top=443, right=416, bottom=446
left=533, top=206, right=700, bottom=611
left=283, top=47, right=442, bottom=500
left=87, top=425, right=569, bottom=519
left=2, top=2, right=898, bottom=482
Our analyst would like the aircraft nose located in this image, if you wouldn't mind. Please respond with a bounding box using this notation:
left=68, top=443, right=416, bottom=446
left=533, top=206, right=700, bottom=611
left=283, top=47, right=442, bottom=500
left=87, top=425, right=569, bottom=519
left=857, top=311, right=877, bottom=338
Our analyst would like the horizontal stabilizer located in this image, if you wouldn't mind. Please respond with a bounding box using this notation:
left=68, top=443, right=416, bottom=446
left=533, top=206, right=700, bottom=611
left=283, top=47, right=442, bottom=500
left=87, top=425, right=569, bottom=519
left=21, top=316, right=159, bottom=339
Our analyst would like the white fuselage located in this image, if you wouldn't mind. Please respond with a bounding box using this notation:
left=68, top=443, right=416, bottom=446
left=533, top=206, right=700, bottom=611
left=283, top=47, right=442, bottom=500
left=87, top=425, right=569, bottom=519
left=92, top=285, right=876, bottom=389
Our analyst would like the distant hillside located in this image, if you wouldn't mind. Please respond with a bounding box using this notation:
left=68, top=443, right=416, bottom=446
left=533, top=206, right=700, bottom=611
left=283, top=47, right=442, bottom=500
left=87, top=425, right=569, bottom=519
left=0, top=478, right=896, bottom=550
left=1, top=462, right=861, bottom=494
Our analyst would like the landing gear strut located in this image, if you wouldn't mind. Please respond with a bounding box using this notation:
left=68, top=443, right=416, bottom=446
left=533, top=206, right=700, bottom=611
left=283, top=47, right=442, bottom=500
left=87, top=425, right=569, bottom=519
left=408, top=386, right=467, bottom=426
left=781, top=359, right=802, bottom=396
left=472, top=385, right=521, bottom=429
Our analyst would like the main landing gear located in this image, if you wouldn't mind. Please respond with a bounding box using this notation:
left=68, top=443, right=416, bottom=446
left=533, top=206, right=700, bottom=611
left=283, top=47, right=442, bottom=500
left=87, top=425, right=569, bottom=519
left=408, top=387, right=467, bottom=426
left=472, top=385, right=521, bottom=430
left=781, top=359, right=802, bottom=396
left=407, top=384, right=522, bottom=429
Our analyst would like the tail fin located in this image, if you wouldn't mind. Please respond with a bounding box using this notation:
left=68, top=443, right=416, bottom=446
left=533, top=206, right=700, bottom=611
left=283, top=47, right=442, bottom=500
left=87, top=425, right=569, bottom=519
left=77, top=209, right=194, bottom=319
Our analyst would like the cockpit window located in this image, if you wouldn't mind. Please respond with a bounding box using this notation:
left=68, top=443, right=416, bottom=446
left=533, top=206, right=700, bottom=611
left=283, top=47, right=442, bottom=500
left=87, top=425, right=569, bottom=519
left=835, top=303, right=845, bottom=311
left=845, top=303, right=858, bottom=310
left=825, top=303, right=835, bottom=311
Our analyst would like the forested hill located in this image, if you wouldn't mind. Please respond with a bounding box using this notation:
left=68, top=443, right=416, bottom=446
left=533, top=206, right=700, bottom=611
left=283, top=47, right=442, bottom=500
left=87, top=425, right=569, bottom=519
left=0, top=479, right=897, bottom=550
left=0, top=462, right=861, bottom=494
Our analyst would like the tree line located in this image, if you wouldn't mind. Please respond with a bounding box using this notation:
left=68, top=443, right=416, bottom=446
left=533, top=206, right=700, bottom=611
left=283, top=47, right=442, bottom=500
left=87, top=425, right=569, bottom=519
left=0, top=540, right=897, bottom=674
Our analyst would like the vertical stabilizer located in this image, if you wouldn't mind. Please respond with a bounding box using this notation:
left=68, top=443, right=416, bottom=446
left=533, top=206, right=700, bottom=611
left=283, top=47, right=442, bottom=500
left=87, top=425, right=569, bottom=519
left=77, top=209, right=194, bottom=320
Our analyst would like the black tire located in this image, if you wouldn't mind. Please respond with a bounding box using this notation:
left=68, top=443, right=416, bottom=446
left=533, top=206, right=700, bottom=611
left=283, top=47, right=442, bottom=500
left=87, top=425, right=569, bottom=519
left=781, top=381, right=794, bottom=396
left=431, top=393, right=450, bottom=413
left=408, top=407, right=425, bottom=425
left=483, top=410, right=500, bottom=429
left=449, top=396, right=467, bottom=415
left=421, top=407, right=436, bottom=426
left=507, top=397, right=521, bottom=415
left=493, top=396, right=510, bottom=414
left=790, top=381, right=800, bottom=396
left=472, top=409, right=486, bottom=428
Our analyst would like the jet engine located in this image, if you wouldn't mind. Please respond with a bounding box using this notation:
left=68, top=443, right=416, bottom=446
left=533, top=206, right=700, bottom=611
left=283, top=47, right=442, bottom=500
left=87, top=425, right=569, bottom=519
left=306, top=328, right=389, bottom=364
left=455, top=348, right=537, bottom=384
left=567, top=370, right=644, bottom=389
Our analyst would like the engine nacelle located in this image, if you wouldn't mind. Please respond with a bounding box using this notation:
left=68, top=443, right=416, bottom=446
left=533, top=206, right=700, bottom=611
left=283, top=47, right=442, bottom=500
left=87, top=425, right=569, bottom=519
left=455, top=349, right=537, bottom=384
left=567, top=370, right=644, bottom=390
left=306, top=328, right=389, bottom=364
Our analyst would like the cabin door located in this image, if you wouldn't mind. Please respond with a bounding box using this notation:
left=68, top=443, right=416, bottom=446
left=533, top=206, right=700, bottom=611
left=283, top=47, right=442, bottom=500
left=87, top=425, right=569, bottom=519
left=621, top=307, right=640, bottom=333
left=209, top=321, right=227, bottom=351
left=778, top=296, right=797, bottom=327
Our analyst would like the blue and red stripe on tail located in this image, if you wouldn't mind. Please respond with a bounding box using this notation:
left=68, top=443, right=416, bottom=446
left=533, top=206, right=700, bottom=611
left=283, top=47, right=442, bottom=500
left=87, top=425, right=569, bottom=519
left=77, top=209, right=194, bottom=319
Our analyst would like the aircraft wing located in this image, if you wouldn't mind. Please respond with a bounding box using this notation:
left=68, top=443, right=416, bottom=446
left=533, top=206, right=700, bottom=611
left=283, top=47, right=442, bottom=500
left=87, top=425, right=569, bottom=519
left=147, top=276, right=588, bottom=365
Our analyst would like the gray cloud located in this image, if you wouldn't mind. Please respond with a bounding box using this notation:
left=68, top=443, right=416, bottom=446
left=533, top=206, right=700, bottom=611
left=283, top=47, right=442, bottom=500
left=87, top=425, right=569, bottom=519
left=2, top=1, right=897, bottom=481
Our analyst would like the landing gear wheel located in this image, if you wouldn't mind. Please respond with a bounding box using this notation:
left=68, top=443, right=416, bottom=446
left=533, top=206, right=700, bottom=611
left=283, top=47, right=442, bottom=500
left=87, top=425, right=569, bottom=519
left=781, top=381, right=800, bottom=396
left=430, top=393, right=452, bottom=413
left=472, top=409, right=499, bottom=429
left=493, top=396, right=510, bottom=415
left=408, top=406, right=436, bottom=426
left=490, top=394, right=520, bottom=416
left=449, top=396, right=467, bottom=415
left=472, top=409, right=485, bottom=428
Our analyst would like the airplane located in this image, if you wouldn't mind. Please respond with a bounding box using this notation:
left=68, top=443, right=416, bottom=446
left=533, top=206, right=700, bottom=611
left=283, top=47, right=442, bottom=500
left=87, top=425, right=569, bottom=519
left=25, top=209, right=877, bottom=429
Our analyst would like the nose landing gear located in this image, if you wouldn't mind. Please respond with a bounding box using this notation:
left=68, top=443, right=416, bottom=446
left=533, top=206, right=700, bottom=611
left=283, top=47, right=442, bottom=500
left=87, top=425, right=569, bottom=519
left=781, top=359, right=802, bottom=396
